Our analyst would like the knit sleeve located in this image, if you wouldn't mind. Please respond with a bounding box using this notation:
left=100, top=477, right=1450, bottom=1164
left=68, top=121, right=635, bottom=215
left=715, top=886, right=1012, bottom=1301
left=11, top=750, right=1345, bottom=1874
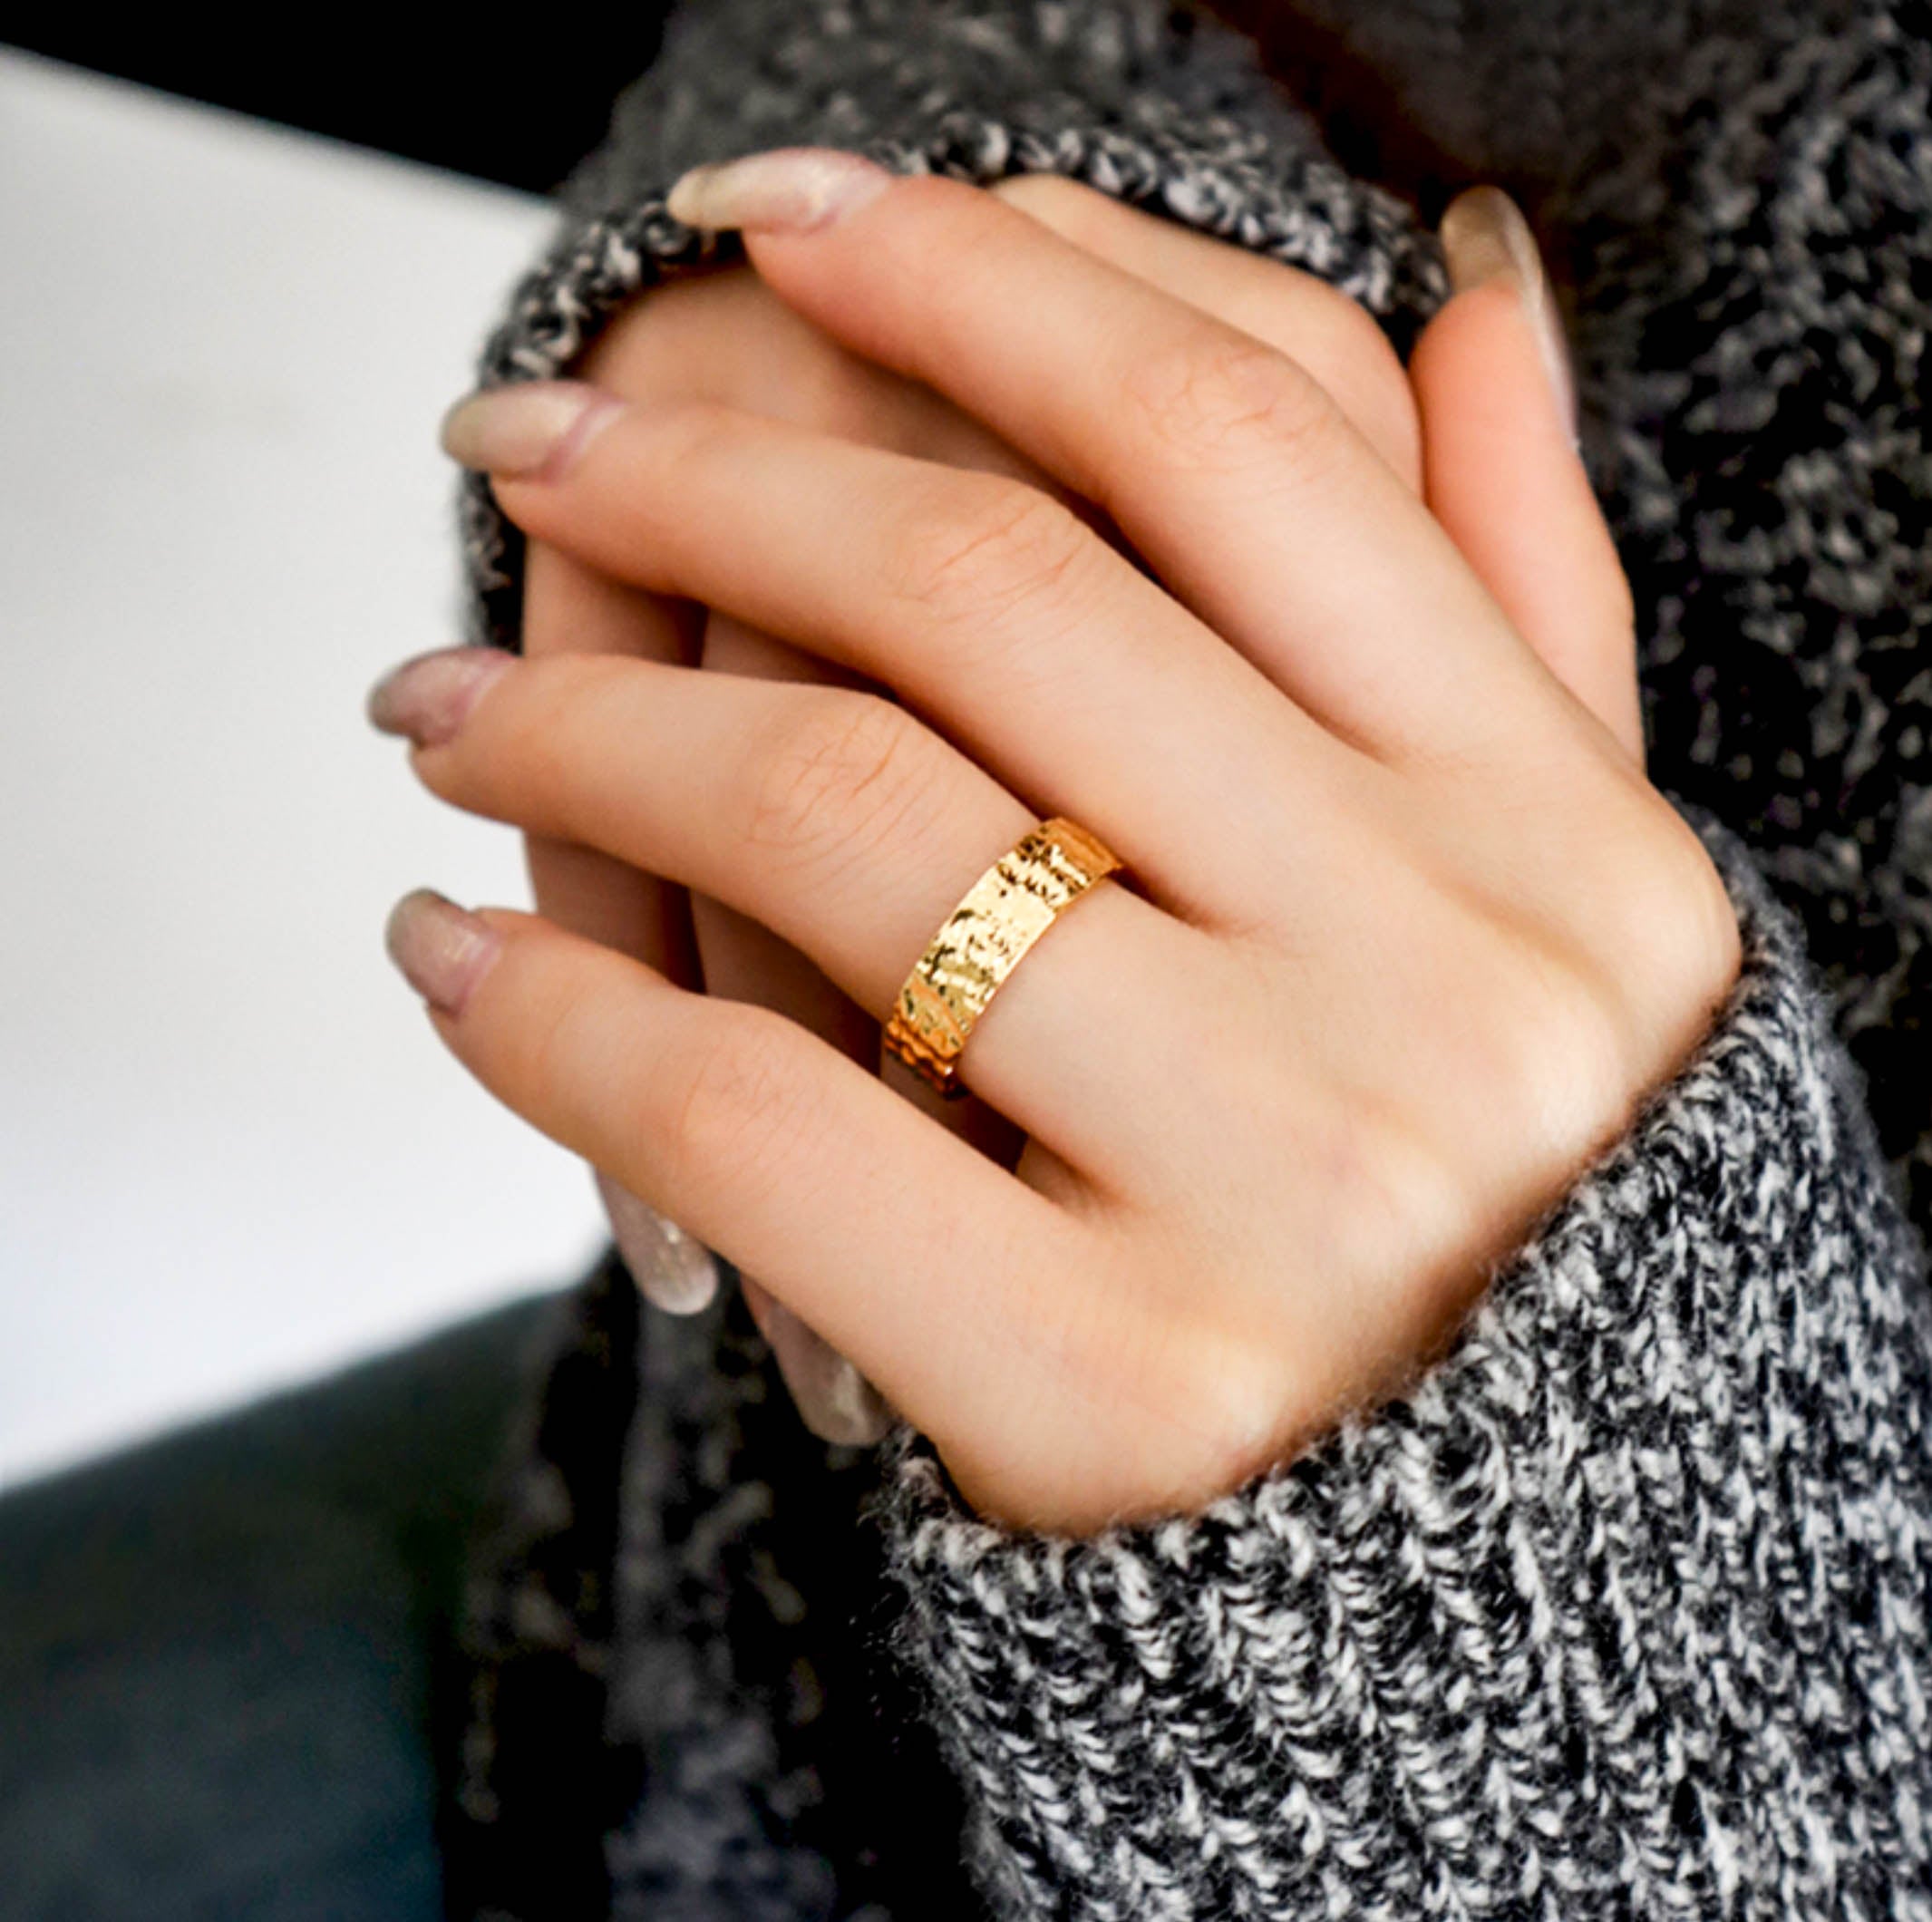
left=451, top=2, right=1932, bottom=1914
left=870, top=807, right=1932, bottom=1917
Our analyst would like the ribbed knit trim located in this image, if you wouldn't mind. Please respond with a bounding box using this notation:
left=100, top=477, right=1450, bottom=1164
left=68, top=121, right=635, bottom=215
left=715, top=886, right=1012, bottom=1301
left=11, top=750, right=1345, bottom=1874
left=875, top=814, right=1932, bottom=1917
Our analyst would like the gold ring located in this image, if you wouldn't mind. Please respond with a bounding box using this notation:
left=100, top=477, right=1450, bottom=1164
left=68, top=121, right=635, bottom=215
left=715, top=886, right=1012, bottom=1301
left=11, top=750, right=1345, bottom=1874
left=884, top=816, right=1122, bottom=1098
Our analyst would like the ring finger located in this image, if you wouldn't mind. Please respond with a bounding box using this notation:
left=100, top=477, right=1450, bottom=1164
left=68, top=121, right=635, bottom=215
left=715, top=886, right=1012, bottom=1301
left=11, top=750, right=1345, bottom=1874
left=383, top=643, right=1200, bottom=1184
left=697, top=611, right=1027, bottom=1166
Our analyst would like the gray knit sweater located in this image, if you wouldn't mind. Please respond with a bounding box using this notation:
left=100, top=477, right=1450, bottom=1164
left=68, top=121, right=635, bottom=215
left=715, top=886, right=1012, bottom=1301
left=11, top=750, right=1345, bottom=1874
left=447, top=2, right=1932, bottom=1915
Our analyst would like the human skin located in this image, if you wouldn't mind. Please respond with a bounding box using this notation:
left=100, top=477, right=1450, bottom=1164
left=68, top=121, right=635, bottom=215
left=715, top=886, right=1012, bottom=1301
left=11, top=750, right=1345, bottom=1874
left=370, top=156, right=1740, bottom=1535
left=516, top=171, right=1589, bottom=1446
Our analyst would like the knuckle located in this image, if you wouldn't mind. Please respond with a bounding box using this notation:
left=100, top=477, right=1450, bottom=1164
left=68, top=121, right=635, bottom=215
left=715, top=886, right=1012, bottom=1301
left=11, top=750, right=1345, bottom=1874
left=1136, top=1317, right=1297, bottom=1502
left=743, top=691, right=939, bottom=869
left=885, top=479, right=1092, bottom=629
left=662, top=1013, right=818, bottom=1197
left=1121, top=329, right=1336, bottom=477
left=1048, top=1245, right=1298, bottom=1509
left=1482, top=920, right=1638, bottom=1159
left=1605, top=802, right=1745, bottom=1032
left=1543, top=955, right=1635, bottom=1113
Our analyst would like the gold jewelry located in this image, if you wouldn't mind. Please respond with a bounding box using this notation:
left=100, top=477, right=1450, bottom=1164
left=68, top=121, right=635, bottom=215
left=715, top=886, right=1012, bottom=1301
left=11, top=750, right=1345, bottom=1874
left=884, top=816, right=1121, bottom=1098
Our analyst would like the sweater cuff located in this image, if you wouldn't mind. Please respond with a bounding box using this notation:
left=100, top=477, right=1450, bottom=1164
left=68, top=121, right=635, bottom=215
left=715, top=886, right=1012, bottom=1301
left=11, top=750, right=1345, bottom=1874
left=871, top=809, right=1932, bottom=1915
left=456, top=0, right=1445, bottom=655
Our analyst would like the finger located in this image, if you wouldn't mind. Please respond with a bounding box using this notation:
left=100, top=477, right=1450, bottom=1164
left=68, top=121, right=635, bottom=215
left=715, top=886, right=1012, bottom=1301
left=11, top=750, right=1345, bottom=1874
left=527, top=521, right=1000, bottom=1344
left=451, top=390, right=1358, bottom=926
left=692, top=609, right=878, bottom=1072
left=587, top=177, right=1420, bottom=491
left=696, top=612, right=1024, bottom=1174
left=524, top=550, right=714, bottom=1306
left=664, top=152, right=1551, bottom=761
left=689, top=881, right=896, bottom=1425
left=694, top=609, right=1020, bottom=1434
left=988, top=174, right=1421, bottom=491
left=638, top=600, right=1024, bottom=1420
left=595, top=1170, right=722, bottom=1313
left=692, top=611, right=896, bottom=1424
left=520, top=542, right=703, bottom=976
left=738, top=1273, right=895, bottom=1447
left=573, top=251, right=1092, bottom=1166
left=1412, top=189, right=1644, bottom=763
left=527, top=524, right=1010, bottom=1343
left=391, top=647, right=1196, bottom=1182
left=383, top=891, right=1087, bottom=1452
left=521, top=542, right=723, bottom=1311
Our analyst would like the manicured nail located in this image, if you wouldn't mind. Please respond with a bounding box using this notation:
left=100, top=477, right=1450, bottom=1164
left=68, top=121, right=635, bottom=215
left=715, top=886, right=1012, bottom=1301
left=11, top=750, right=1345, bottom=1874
left=596, top=1170, right=720, bottom=1315
left=383, top=888, right=501, bottom=1016
left=665, top=147, right=892, bottom=236
left=438, top=380, right=621, bottom=479
left=1440, top=185, right=1578, bottom=440
left=366, top=646, right=513, bottom=746
left=740, top=1276, right=893, bottom=1447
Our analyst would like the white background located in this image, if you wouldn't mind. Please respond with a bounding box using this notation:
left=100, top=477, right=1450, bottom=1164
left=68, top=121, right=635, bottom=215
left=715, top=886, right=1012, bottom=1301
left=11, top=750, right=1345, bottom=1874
left=0, top=51, right=608, bottom=1489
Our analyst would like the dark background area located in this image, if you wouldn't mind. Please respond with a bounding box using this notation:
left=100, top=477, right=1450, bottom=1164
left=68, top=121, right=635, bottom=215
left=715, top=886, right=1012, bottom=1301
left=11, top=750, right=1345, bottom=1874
left=1, top=18, right=676, bottom=192
left=1, top=9, right=1472, bottom=214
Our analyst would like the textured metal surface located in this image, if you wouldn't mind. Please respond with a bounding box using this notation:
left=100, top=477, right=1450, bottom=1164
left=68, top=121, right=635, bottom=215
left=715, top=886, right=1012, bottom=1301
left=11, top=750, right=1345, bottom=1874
left=883, top=817, right=1121, bottom=1096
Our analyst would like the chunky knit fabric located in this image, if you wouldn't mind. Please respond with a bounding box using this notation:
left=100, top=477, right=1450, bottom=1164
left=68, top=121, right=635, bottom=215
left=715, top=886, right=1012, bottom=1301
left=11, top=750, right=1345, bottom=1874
left=447, top=1, right=1932, bottom=1915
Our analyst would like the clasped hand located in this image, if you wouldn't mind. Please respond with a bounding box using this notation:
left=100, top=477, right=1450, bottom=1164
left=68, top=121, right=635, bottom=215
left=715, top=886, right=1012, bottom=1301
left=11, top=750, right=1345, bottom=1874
left=369, top=154, right=1741, bottom=1534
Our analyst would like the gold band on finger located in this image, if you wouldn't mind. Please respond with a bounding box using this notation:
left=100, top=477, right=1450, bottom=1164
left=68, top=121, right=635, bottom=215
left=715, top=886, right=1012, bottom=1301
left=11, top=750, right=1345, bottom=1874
left=884, top=816, right=1122, bottom=1098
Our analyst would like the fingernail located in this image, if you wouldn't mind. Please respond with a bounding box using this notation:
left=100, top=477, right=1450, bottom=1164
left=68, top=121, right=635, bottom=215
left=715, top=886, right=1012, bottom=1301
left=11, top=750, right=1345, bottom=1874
left=383, top=888, right=501, bottom=1016
left=740, top=1276, right=893, bottom=1447
left=1440, top=185, right=1578, bottom=439
left=665, top=147, right=892, bottom=236
left=366, top=646, right=513, bottom=746
left=439, top=380, right=622, bottom=479
left=596, top=1170, right=720, bottom=1315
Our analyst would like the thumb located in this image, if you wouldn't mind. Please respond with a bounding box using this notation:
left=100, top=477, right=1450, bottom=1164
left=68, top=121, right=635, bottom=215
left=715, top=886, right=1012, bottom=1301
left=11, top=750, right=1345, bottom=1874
left=1410, top=188, right=1645, bottom=764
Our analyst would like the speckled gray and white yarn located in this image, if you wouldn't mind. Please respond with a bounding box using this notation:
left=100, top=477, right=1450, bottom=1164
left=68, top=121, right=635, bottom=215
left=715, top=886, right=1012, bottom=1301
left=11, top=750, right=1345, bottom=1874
left=448, top=1, right=1932, bottom=1916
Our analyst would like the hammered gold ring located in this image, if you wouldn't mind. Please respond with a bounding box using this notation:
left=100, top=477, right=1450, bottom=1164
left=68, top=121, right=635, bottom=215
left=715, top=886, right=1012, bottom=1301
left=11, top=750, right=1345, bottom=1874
left=883, top=816, right=1122, bottom=1098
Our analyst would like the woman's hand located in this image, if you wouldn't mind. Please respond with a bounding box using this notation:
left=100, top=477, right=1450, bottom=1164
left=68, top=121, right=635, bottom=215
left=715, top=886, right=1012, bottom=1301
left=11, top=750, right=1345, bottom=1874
left=505, top=170, right=1643, bottom=1445
left=510, top=171, right=1439, bottom=1442
left=373, top=156, right=1738, bottom=1534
